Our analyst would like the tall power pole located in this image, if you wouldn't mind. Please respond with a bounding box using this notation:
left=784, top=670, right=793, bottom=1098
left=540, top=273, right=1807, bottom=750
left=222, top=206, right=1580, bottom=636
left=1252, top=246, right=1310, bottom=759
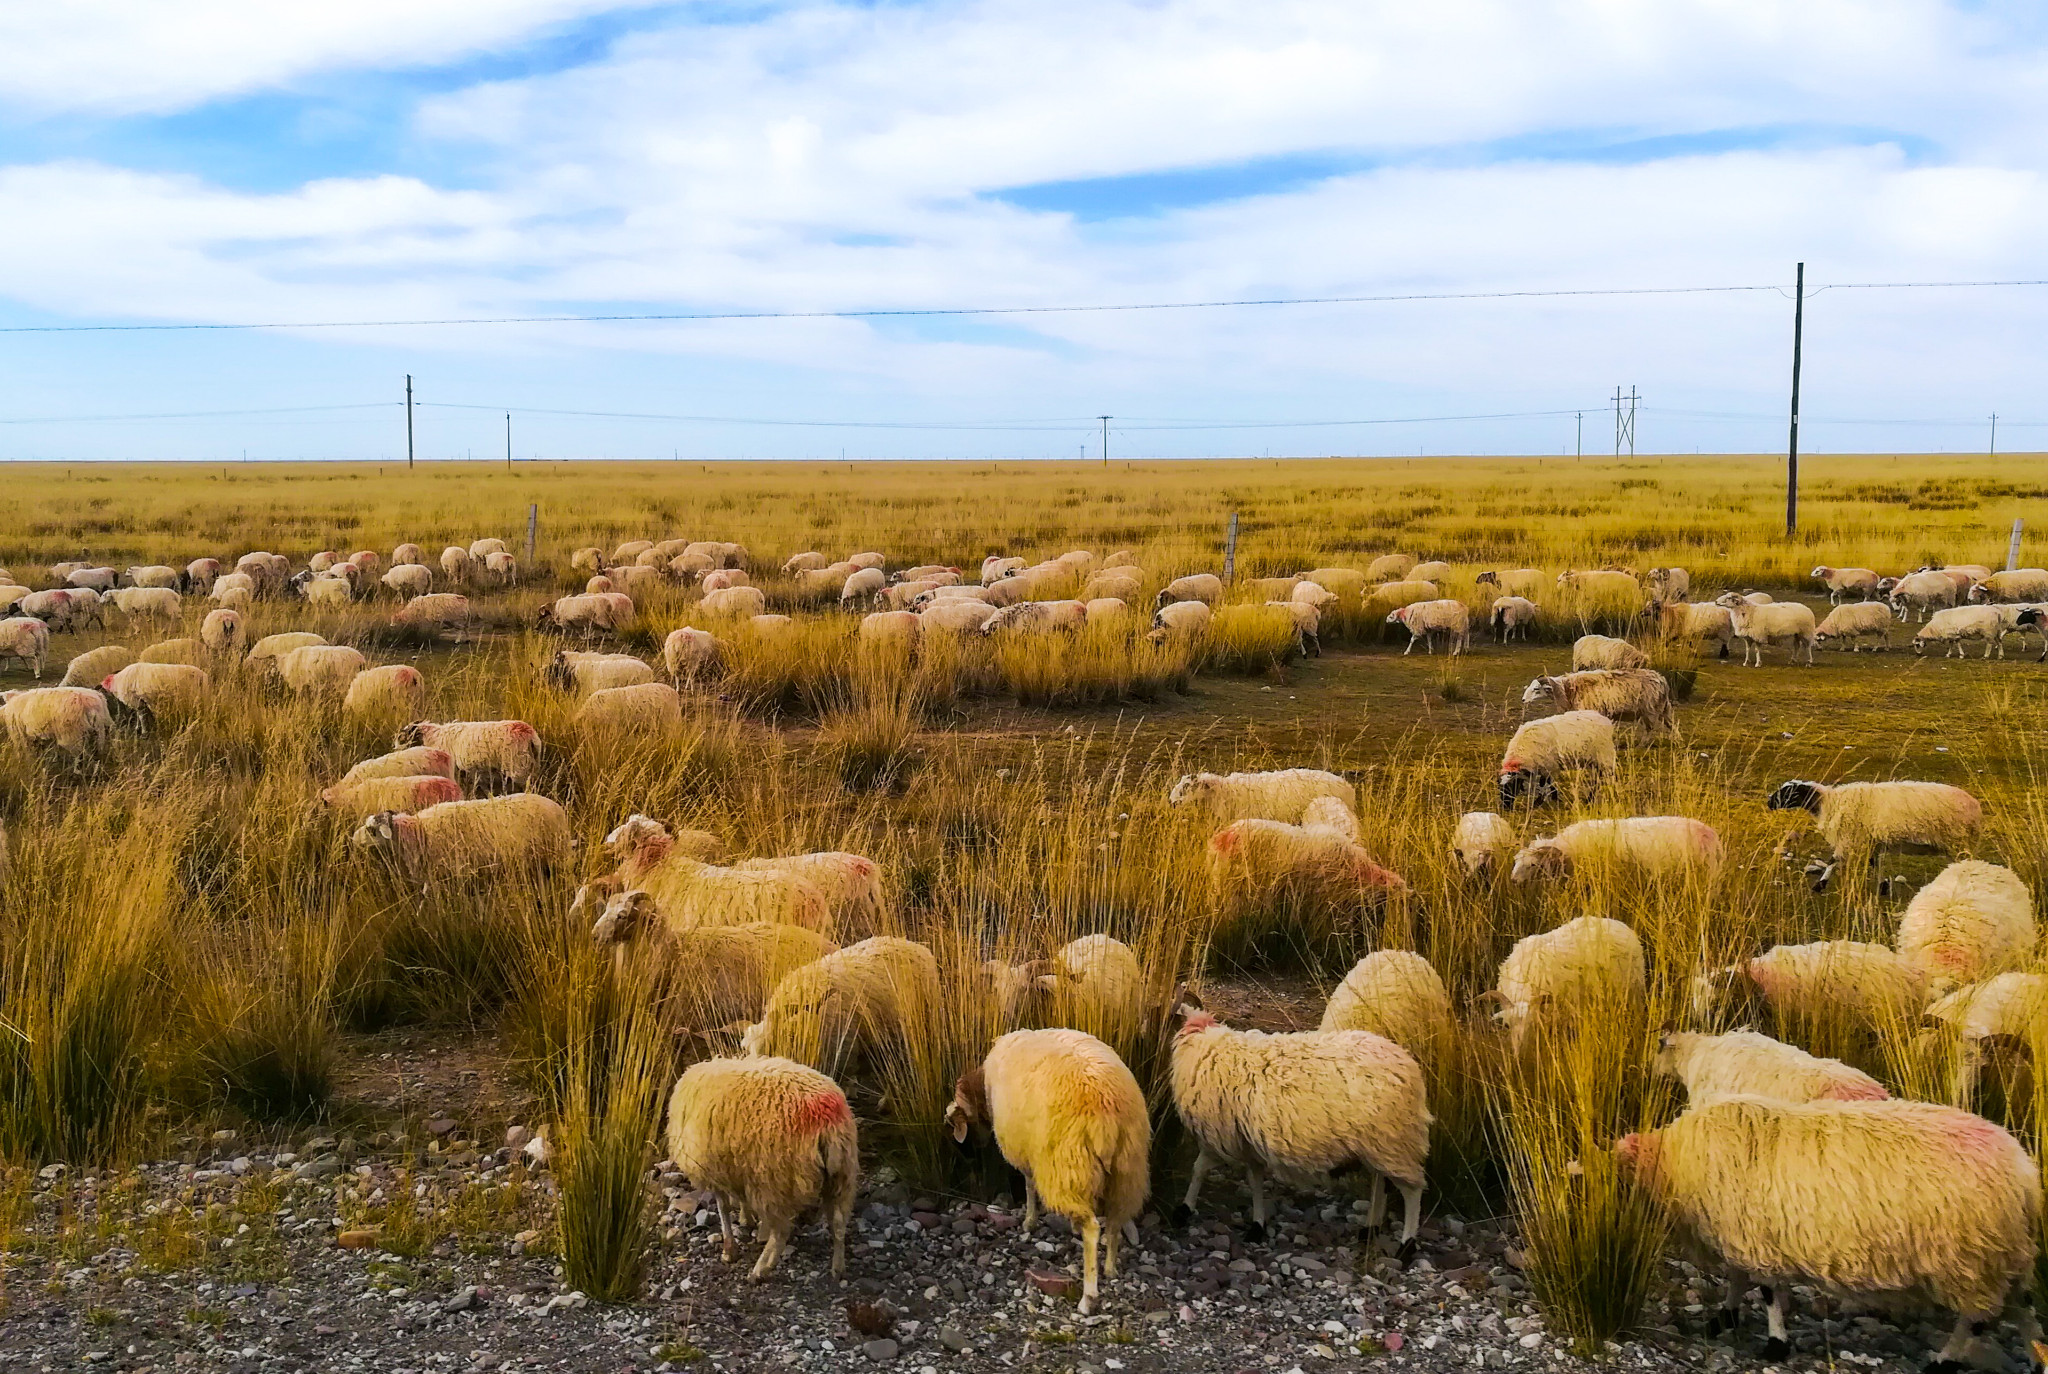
left=1991, top=413, right=1999, bottom=458
left=1613, top=387, right=1637, bottom=456
left=1786, top=262, right=1805, bottom=538
left=406, top=375, right=415, bottom=470
left=1576, top=411, right=1582, bottom=457
left=506, top=412, right=513, bottom=471
left=1098, top=416, right=1111, bottom=465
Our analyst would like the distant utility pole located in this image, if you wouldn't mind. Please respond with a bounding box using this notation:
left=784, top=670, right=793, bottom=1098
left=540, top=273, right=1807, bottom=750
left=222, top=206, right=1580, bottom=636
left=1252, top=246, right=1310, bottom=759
left=505, top=412, right=512, bottom=471
left=1612, top=387, right=1637, bottom=456
left=1991, top=413, right=1999, bottom=458
left=1786, top=261, right=1805, bottom=538
left=1099, top=416, right=1111, bottom=464
left=1576, top=412, right=1583, bottom=457
left=406, top=375, right=415, bottom=470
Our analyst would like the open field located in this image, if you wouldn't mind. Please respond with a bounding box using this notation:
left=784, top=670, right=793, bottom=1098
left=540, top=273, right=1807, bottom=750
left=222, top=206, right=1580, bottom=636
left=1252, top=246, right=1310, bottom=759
left=2, top=455, right=2048, bottom=1373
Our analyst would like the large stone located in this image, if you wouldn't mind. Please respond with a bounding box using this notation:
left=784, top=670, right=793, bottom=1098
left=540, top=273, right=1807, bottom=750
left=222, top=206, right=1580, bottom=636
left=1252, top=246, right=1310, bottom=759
left=1026, top=1269, right=1080, bottom=1299
left=861, top=1338, right=898, bottom=1362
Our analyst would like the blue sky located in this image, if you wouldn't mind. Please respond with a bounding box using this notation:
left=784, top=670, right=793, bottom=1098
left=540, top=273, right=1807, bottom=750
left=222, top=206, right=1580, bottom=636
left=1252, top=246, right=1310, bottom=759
left=1, top=0, right=2046, bottom=460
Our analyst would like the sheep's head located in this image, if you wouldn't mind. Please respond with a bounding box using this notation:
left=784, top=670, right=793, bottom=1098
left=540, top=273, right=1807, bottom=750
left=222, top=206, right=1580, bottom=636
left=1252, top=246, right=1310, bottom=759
left=591, top=889, right=657, bottom=945
left=350, top=811, right=398, bottom=854
left=1649, top=1029, right=1698, bottom=1080
left=1711, top=590, right=1745, bottom=609
left=1496, top=767, right=1557, bottom=810
left=1166, top=774, right=1212, bottom=807
left=534, top=604, right=557, bottom=631
left=542, top=651, right=576, bottom=691
left=1764, top=780, right=1824, bottom=814
left=944, top=1066, right=989, bottom=1144
left=1474, top=571, right=1498, bottom=586
left=1519, top=677, right=1557, bottom=705
left=1383, top=607, right=1407, bottom=627
left=983, top=958, right=1057, bottom=1023
left=1509, top=840, right=1570, bottom=883
left=603, top=813, right=672, bottom=862
left=393, top=720, right=431, bottom=748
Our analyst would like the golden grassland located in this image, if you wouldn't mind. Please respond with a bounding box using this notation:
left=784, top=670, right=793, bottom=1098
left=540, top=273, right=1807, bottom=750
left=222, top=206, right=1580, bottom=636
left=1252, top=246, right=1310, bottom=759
left=4, top=454, right=2048, bottom=1338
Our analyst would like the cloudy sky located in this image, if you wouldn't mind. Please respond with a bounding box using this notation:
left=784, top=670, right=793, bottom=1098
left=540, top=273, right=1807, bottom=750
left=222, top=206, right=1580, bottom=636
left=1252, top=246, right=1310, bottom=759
left=0, top=0, right=2044, bottom=460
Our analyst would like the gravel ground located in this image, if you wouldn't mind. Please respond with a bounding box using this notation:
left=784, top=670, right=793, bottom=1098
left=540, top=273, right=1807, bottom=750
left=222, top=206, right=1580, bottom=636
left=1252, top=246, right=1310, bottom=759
left=0, top=1129, right=2012, bottom=1374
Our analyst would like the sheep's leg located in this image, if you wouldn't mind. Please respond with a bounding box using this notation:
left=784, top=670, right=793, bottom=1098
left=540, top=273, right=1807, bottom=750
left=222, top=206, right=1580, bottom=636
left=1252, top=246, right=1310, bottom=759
left=1403, top=635, right=1416, bottom=655
left=1078, top=1213, right=1102, bottom=1315
left=715, top=1193, right=738, bottom=1264
left=1760, top=1285, right=1790, bottom=1360
left=749, top=1217, right=791, bottom=1281
left=1365, top=1172, right=1387, bottom=1230
left=1244, top=1163, right=1268, bottom=1236
left=1106, top=1217, right=1126, bottom=1275
left=1928, top=1310, right=1999, bottom=1372
left=1394, top=1179, right=1423, bottom=1264
left=1705, top=1269, right=1747, bottom=1335
left=1021, top=1175, right=1040, bottom=1232
left=1174, top=1149, right=1214, bottom=1225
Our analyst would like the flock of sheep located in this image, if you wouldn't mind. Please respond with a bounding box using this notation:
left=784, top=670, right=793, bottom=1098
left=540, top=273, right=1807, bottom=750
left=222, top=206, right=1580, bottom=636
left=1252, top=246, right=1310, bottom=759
left=3, top=534, right=2046, bottom=1367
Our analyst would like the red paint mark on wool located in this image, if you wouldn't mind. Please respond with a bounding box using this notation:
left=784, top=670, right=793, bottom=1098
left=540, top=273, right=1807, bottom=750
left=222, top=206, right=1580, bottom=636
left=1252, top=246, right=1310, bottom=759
left=1177, top=1010, right=1217, bottom=1038
left=1208, top=828, right=1241, bottom=855
left=784, top=1088, right=851, bottom=1134
left=505, top=721, right=538, bottom=741
left=1744, top=957, right=1791, bottom=1000
left=1940, top=1113, right=2013, bottom=1166
left=1821, top=1079, right=1888, bottom=1102
left=1501, top=759, right=1523, bottom=774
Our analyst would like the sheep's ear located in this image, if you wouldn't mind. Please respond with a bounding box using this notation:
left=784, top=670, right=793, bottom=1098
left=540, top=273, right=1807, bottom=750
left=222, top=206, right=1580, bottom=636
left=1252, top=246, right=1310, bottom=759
left=945, top=1103, right=970, bottom=1144
left=1470, top=990, right=1507, bottom=1010
left=1980, top=1032, right=2032, bottom=1059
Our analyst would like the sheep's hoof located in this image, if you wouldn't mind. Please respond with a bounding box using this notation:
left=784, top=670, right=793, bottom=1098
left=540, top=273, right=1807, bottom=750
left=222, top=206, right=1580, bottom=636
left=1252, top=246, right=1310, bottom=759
left=1703, top=1310, right=1736, bottom=1335
left=1395, top=1237, right=1419, bottom=1268
left=1077, top=1294, right=1098, bottom=1316
left=1241, top=1220, right=1267, bottom=1243
left=720, top=1245, right=737, bottom=1264
left=1169, top=1203, right=1194, bottom=1229
left=1760, top=1338, right=1791, bottom=1361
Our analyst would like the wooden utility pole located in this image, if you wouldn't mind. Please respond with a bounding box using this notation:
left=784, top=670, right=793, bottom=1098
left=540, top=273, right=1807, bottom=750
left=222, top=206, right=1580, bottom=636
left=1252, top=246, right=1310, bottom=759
left=1223, top=511, right=1239, bottom=584
left=1098, top=416, right=1111, bottom=465
left=406, top=375, right=415, bottom=470
left=1786, top=262, right=1805, bottom=537
left=506, top=412, right=512, bottom=471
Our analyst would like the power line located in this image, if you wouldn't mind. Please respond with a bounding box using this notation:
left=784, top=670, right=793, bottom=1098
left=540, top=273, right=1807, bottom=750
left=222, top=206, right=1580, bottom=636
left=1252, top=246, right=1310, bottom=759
left=0, top=401, right=395, bottom=425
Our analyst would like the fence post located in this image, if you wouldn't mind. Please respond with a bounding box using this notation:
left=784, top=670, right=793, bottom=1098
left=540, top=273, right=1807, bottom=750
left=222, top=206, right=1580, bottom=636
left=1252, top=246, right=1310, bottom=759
left=527, top=503, right=539, bottom=566
left=1223, top=511, right=1239, bottom=583
left=2008, top=517, right=2024, bottom=571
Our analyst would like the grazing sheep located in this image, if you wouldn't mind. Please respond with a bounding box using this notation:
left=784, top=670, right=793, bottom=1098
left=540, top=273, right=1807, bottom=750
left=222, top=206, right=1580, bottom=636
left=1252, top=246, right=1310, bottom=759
left=184, top=558, right=221, bottom=594
left=1155, top=574, right=1224, bottom=608
left=736, top=851, right=885, bottom=930
left=1921, top=973, right=2048, bottom=1104
left=381, top=565, right=433, bottom=600
left=348, top=550, right=382, bottom=574
left=1476, top=569, right=1544, bottom=598
left=349, top=793, right=572, bottom=881
left=1170, top=1008, right=1431, bottom=1251
left=1571, top=634, right=1648, bottom=671
left=591, top=892, right=836, bottom=1020
left=1319, top=950, right=1451, bottom=1069
left=1895, top=861, right=2035, bottom=997
left=475, top=551, right=516, bottom=587
left=1653, top=1029, right=1886, bottom=1106
left=1648, top=599, right=1736, bottom=658
left=858, top=610, right=921, bottom=647
left=921, top=599, right=1000, bottom=633
left=308, top=551, right=341, bottom=574
left=247, top=632, right=326, bottom=667
left=139, top=638, right=204, bottom=666
left=59, top=645, right=133, bottom=689
left=1498, top=710, right=1617, bottom=807
left=0, top=586, right=27, bottom=616
left=1298, top=567, right=1368, bottom=598
left=1522, top=668, right=1674, bottom=732
left=740, top=936, right=940, bottom=1075
left=439, top=546, right=472, bottom=583
left=569, top=547, right=607, bottom=575
left=1509, top=816, right=1723, bottom=884
left=389, top=593, right=472, bottom=635
left=391, top=543, right=425, bottom=567
left=844, top=551, right=884, bottom=572
left=1149, top=600, right=1212, bottom=637
left=576, top=681, right=683, bottom=736
left=1766, top=779, right=1982, bottom=885
left=782, top=551, right=829, bottom=574
left=0, top=686, right=114, bottom=761
left=1810, top=566, right=1881, bottom=603
left=700, top=586, right=768, bottom=618
left=1169, top=768, right=1356, bottom=824
left=1614, top=1095, right=2041, bottom=1366
left=394, top=720, right=541, bottom=792
left=123, top=565, right=181, bottom=590
left=1970, top=569, right=2048, bottom=604
left=319, top=773, right=463, bottom=816
left=274, top=644, right=366, bottom=695
left=1453, top=811, right=1517, bottom=875
left=839, top=568, right=886, bottom=605
left=1083, top=571, right=1142, bottom=601
left=536, top=593, right=635, bottom=635
left=985, top=934, right=1147, bottom=1042
left=101, top=662, right=209, bottom=729
left=199, top=609, right=246, bottom=656
left=0, top=618, right=50, bottom=679
left=1489, top=595, right=1538, bottom=642
left=1914, top=605, right=2007, bottom=658
left=1245, top=574, right=1305, bottom=598
left=1289, top=580, right=1337, bottom=611
left=65, top=567, right=118, bottom=593
left=1556, top=569, right=1642, bottom=600
left=340, top=746, right=455, bottom=786
left=611, top=540, right=654, bottom=564
left=546, top=650, right=655, bottom=694
left=584, top=575, right=615, bottom=595
left=664, top=1056, right=859, bottom=1281
left=1690, top=941, right=1927, bottom=1041
left=1385, top=599, right=1469, bottom=655
left=661, top=628, right=722, bottom=685
left=344, top=665, right=427, bottom=723
left=209, top=576, right=255, bottom=610
left=946, top=1029, right=1150, bottom=1314
left=1366, top=554, right=1416, bottom=581
left=1709, top=593, right=1817, bottom=665
left=603, top=814, right=833, bottom=934
left=1887, top=569, right=1961, bottom=621
left=983, top=600, right=1087, bottom=635
left=1645, top=567, right=1690, bottom=602
left=468, top=538, right=508, bottom=559
left=292, top=574, right=354, bottom=609
left=19, top=589, right=91, bottom=631
left=1481, top=917, right=1645, bottom=1054
left=1084, top=597, right=1129, bottom=624
left=1812, top=601, right=1893, bottom=652
left=1369, top=579, right=1437, bottom=609
left=1409, top=560, right=1451, bottom=583
left=1208, top=811, right=1405, bottom=918
left=1266, top=599, right=1321, bottom=655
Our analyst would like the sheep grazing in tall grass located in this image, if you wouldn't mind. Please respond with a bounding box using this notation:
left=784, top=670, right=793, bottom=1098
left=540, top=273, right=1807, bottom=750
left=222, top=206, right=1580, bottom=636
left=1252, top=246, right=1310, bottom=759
left=1, top=685, right=113, bottom=763
left=1652, top=1029, right=1886, bottom=1108
left=1766, top=778, right=1982, bottom=889
left=600, top=814, right=834, bottom=934
left=60, top=645, right=133, bottom=689
left=740, top=936, right=939, bottom=1077
left=1155, top=573, right=1223, bottom=608
left=394, top=720, right=542, bottom=793
left=946, top=1029, right=1150, bottom=1314
left=1690, top=941, right=1927, bottom=1047
left=1476, top=567, right=1544, bottom=598
left=1893, top=860, right=2035, bottom=997
left=590, top=891, right=836, bottom=1024
left=1521, top=669, right=1674, bottom=732
left=984, top=933, right=1146, bottom=1041
left=349, top=794, right=573, bottom=882
left=101, top=663, right=210, bottom=730
left=1569, top=634, right=1648, bottom=671
left=1497, top=710, right=1616, bottom=807
left=343, top=665, right=426, bottom=723
left=1319, top=950, right=1451, bottom=1069
left=664, top=1057, right=859, bottom=1280
left=1452, top=811, right=1517, bottom=875
left=1169, top=1005, right=1431, bottom=1253
left=1480, top=917, right=1645, bottom=1055
left=1508, top=816, right=1723, bottom=885
left=1169, top=768, right=1355, bottom=824
left=1615, top=1096, right=2041, bottom=1367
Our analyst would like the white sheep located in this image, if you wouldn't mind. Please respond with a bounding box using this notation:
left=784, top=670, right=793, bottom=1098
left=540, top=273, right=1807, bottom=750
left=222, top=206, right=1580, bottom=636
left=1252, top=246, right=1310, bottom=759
left=945, top=1029, right=1149, bottom=1314
left=1921, top=973, right=2048, bottom=1104
left=391, top=543, right=425, bottom=567
left=139, top=638, right=204, bottom=666
left=343, top=665, right=427, bottom=723
left=1914, top=605, right=2006, bottom=658
left=545, top=650, right=656, bottom=695
left=1522, top=668, right=1674, bottom=732
left=1810, top=566, right=1881, bottom=603
left=1366, top=554, right=1416, bottom=581
left=736, top=851, right=885, bottom=930
left=1556, top=569, right=1642, bottom=600
left=1488, top=595, right=1538, bottom=642
left=1570, top=634, right=1648, bottom=671
left=274, top=644, right=366, bottom=695
left=1319, top=950, right=1451, bottom=1069
left=1169, top=768, right=1356, bottom=823
left=123, top=565, right=182, bottom=590
left=65, top=567, right=117, bottom=592
left=439, top=546, right=473, bottom=583
left=184, top=558, right=220, bottom=594
left=1645, top=567, right=1690, bottom=601
left=844, top=551, right=884, bottom=571
left=1711, top=593, right=1817, bottom=665
left=985, top=933, right=1147, bottom=1043
left=247, top=631, right=326, bottom=666
left=662, top=627, right=722, bottom=685
left=1385, top=599, right=1468, bottom=655
left=1298, top=567, right=1367, bottom=598
left=782, top=551, right=828, bottom=574
left=1812, top=601, right=1893, bottom=652
left=1886, top=569, right=1960, bottom=621
left=1648, top=600, right=1735, bottom=658
left=199, top=609, right=246, bottom=656
left=920, top=599, right=1000, bottom=633
left=1766, top=778, right=1982, bottom=886
left=740, top=936, right=940, bottom=1076
left=59, top=645, right=132, bottom=689
left=1497, top=710, right=1618, bottom=807
left=536, top=593, right=635, bottom=635
left=1474, top=568, right=1543, bottom=598
left=1481, top=916, right=1645, bottom=1054
left=664, top=1057, right=859, bottom=1280
left=1409, top=560, right=1451, bottom=583
left=1084, top=597, right=1129, bottom=624
left=1170, top=1008, right=1431, bottom=1253
left=1969, top=569, right=2048, bottom=603
left=0, top=686, right=113, bottom=761
left=576, top=681, right=683, bottom=736
left=1370, top=579, right=1437, bottom=609
left=381, top=565, right=433, bottom=600
left=1653, top=1028, right=1886, bottom=1107
left=0, top=618, right=50, bottom=679
left=1509, top=816, right=1723, bottom=884
left=468, top=538, right=508, bottom=559
left=101, top=662, right=209, bottom=729
left=858, top=610, right=921, bottom=647
left=700, top=586, right=768, bottom=618
left=1452, top=811, right=1517, bottom=875
left=1690, top=940, right=1927, bottom=1040
left=319, top=773, right=463, bottom=816
left=983, top=600, right=1087, bottom=635
left=394, top=720, right=542, bottom=792
left=1895, top=860, right=2035, bottom=997
left=349, top=793, right=572, bottom=881
left=392, top=593, right=472, bottom=634
left=839, top=568, right=886, bottom=604
left=340, top=745, right=456, bottom=786
left=1155, top=573, right=1224, bottom=608
left=603, top=815, right=834, bottom=934
left=1149, top=600, right=1212, bottom=636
